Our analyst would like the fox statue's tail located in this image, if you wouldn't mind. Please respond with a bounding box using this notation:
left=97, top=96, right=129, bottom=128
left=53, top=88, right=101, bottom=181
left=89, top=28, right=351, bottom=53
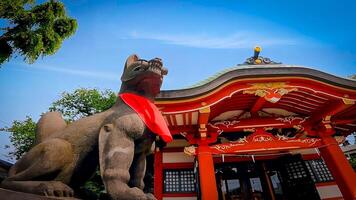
left=35, top=112, right=67, bottom=144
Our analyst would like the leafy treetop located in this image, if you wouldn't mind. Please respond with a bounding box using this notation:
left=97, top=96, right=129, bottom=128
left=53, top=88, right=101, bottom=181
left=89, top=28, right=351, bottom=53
left=0, top=116, right=36, bottom=160
left=49, top=88, right=117, bottom=121
left=0, top=0, right=77, bottom=65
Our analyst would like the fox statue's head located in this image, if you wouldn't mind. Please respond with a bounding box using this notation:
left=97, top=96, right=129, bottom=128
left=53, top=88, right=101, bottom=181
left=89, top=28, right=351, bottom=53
left=119, top=54, right=168, bottom=100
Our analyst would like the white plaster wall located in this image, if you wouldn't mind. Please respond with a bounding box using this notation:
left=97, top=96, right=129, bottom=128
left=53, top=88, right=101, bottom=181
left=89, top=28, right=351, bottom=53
left=317, top=185, right=343, bottom=199
left=163, top=197, right=197, bottom=200
left=292, top=148, right=319, bottom=155
left=162, top=152, right=195, bottom=163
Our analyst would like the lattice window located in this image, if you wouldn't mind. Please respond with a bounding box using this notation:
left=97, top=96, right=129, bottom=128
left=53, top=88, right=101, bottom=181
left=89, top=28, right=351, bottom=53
left=305, top=159, right=334, bottom=183
left=163, top=169, right=196, bottom=193
left=284, top=160, right=308, bottom=180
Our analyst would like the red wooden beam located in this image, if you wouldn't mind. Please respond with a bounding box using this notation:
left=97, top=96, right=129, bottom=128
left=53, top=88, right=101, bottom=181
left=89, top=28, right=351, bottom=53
left=213, top=155, right=282, bottom=163
left=162, top=147, right=185, bottom=152
left=197, top=144, right=219, bottom=200
left=163, top=193, right=197, bottom=197
left=167, top=126, right=197, bottom=135
left=333, top=119, right=356, bottom=125
left=250, top=97, right=267, bottom=116
left=307, top=100, right=354, bottom=126
left=209, top=137, right=321, bottom=155
left=162, top=163, right=194, bottom=169
left=198, top=107, right=211, bottom=138
left=207, top=116, right=308, bottom=132
left=188, top=130, right=322, bottom=156
left=154, top=148, right=163, bottom=200
left=319, top=136, right=356, bottom=199
left=167, top=117, right=356, bottom=138
left=198, top=108, right=210, bottom=125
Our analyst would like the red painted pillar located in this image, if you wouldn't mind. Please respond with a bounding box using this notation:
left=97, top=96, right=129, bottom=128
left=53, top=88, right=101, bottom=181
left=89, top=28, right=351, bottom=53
left=154, top=147, right=163, bottom=200
left=197, top=143, right=218, bottom=200
left=319, top=136, right=356, bottom=200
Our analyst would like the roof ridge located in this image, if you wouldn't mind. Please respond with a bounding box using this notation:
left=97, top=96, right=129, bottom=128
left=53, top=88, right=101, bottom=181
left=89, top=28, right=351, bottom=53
left=183, top=64, right=299, bottom=89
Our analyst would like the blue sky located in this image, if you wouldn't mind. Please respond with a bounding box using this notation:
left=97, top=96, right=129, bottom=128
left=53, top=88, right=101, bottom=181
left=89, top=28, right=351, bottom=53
left=0, top=0, right=355, bottom=161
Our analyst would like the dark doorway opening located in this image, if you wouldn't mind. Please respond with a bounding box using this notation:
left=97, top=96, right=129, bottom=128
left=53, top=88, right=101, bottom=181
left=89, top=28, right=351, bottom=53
left=214, top=155, right=320, bottom=200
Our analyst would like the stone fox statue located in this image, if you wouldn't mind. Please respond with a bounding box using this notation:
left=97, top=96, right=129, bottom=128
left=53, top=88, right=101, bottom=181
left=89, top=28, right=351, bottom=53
left=1, top=55, right=173, bottom=200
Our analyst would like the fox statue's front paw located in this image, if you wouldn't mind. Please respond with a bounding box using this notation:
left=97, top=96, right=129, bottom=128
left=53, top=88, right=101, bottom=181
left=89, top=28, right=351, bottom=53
left=145, top=193, right=157, bottom=200
left=35, top=181, right=74, bottom=197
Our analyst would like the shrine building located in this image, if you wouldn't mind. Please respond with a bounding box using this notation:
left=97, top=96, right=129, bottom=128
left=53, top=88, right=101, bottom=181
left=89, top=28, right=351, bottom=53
left=152, top=47, right=356, bottom=200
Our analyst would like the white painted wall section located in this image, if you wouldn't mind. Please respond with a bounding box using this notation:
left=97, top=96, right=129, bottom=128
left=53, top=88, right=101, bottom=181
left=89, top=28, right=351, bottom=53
left=163, top=152, right=195, bottom=163
left=317, top=184, right=343, bottom=199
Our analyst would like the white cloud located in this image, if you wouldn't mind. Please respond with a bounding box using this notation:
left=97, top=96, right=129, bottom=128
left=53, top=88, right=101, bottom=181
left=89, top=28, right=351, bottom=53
left=18, top=64, right=119, bottom=81
left=125, top=31, right=299, bottom=49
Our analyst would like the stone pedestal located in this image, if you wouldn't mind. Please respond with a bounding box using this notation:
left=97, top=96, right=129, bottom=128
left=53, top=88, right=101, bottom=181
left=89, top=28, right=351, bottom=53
left=0, top=188, right=80, bottom=200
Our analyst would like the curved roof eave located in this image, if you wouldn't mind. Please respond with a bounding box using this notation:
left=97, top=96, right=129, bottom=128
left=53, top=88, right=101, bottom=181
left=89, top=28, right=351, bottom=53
left=157, top=65, right=356, bottom=100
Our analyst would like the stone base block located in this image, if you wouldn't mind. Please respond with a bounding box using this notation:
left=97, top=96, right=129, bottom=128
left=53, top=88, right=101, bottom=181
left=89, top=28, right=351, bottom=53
left=0, top=188, right=80, bottom=200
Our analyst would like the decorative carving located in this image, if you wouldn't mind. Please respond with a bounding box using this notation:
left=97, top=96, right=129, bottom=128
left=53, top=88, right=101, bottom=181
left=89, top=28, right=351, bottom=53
left=208, top=116, right=308, bottom=134
left=243, top=128, right=256, bottom=132
left=199, top=106, right=210, bottom=113
left=276, top=116, right=308, bottom=124
left=276, top=134, right=291, bottom=140
left=209, top=120, right=240, bottom=129
left=243, top=46, right=281, bottom=65
left=243, top=82, right=297, bottom=103
left=217, top=130, right=224, bottom=135
left=322, top=115, right=333, bottom=129
left=245, top=82, right=288, bottom=90
left=237, top=136, right=248, bottom=143
left=198, top=130, right=322, bottom=155
left=342, top=98, right=355, bottom=105
left=285, top=138, right=320, bottom=146
left=292, top=125, right=306, bottom=137
left=334, top=136, right=346, bottom=144
left=184, top=146, right=196, bottom=156
left=252, top=134, right=274, bottom=142
left=180, top=132, right=188, bottom=138
left=212, top=141, right=245, bottom=152
left=264, top=127, right=274, bottom=131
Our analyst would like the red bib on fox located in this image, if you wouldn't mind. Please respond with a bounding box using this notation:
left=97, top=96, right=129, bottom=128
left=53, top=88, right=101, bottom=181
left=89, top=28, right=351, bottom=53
left=120, top=93, right=173, bottom=143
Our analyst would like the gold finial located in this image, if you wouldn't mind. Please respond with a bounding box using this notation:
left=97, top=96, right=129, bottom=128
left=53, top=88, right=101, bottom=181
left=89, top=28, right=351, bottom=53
left=254, top=46, right=261, bottom=52
left=242, top=46, right=280, bottom=65
left=253, top=46, right=261, bottom=59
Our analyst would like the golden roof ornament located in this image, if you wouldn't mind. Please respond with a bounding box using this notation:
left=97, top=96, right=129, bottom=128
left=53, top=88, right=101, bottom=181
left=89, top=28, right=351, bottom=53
left=243, top=46, right=281, bottom=65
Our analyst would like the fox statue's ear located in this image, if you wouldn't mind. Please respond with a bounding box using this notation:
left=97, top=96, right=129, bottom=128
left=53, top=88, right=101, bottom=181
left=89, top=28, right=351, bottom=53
left=125, top=54, right=139, bottom=68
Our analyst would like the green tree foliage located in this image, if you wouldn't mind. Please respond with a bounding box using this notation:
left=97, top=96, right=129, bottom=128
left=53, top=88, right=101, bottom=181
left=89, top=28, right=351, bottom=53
left=2, top=88, right=116, bottom=199
left=350, top=155, right=356, bottom=171
left=0, top=0, right=77, bottom=65
left=1, top=116, right=36, bottom=160
left=49, top=88, right=117, bottom=121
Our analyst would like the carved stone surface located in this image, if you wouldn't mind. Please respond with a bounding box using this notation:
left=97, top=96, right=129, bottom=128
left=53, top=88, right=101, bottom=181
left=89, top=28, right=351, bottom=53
left=0, top=54, right=170, bottom=200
